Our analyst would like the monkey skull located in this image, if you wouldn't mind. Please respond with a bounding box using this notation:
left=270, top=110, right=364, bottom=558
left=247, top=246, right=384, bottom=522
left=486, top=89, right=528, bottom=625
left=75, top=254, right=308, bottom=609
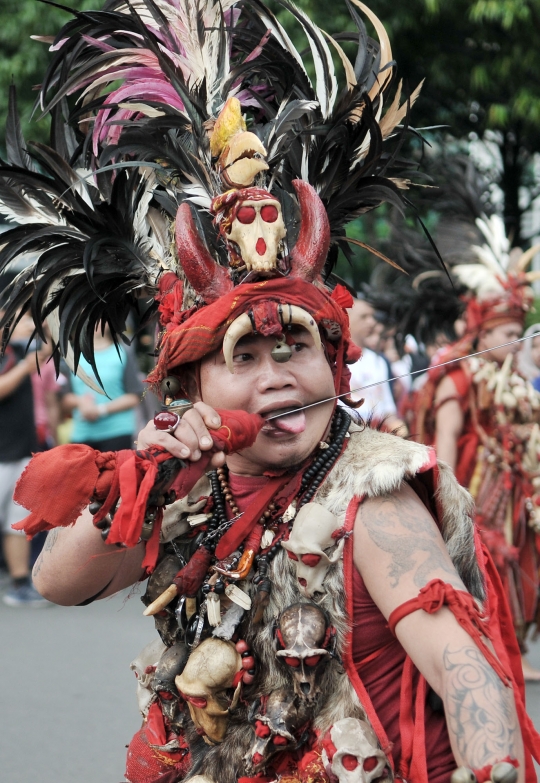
left=276, top=603, right=332, bottom=702
left=322, top=718, right=392, bottom=783
left=130, top=637, right=167, bottom=717
left=245, top=688, right=309, bottom=772
left=282, top=503, right=345, bottom=598
left=175, top=637, right=242, bottom=745
left=227, top=199, right=286, bottom=273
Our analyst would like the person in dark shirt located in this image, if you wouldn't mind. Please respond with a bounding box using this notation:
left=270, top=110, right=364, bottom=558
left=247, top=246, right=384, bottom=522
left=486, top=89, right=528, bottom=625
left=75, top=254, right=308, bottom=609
left=0, top=314, right=49, bottom=607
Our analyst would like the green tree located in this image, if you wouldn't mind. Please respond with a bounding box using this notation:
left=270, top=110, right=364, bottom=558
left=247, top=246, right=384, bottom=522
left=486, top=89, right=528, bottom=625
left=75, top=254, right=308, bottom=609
left=290, top=0, right=540, bottom=248
left=0, top=0, right=95, bottom=152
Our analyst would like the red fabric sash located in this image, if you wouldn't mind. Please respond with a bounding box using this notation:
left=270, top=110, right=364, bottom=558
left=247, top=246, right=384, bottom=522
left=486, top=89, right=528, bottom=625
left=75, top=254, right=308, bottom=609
left=13, top=409, right=264, bottom=573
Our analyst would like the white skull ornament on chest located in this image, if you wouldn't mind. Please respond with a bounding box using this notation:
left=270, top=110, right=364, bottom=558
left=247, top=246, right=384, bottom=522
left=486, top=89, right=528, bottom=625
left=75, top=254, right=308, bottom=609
left=175, top=637, right=242, bottom=745
left=227, top=199, right=286, bottom=273
left=282, top=502, right=346, bottom=598
left=322, top=718, right=392, bottom=783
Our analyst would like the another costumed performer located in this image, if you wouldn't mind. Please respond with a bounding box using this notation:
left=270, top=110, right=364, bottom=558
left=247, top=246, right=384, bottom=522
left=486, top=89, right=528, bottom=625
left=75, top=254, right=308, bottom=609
left=0, top=2, right=538, bottom=783
left=402, top=211, right=540, bottom=682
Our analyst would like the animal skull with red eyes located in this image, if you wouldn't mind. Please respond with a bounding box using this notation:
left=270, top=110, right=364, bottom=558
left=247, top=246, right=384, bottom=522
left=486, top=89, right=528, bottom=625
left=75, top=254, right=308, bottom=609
left=227, top=199, right=286, bottom=273
left=244, top=688, right=309, bottom=772
left=275, top=603, right=333, bottom=702
left=282, top=503, right=346, bottom=598
left=322, top=718, right=392, bottom=783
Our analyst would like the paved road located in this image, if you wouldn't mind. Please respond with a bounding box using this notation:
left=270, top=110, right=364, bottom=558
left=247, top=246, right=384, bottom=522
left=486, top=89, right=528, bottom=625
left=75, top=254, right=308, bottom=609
left=1, top=576, right=540, bottom=783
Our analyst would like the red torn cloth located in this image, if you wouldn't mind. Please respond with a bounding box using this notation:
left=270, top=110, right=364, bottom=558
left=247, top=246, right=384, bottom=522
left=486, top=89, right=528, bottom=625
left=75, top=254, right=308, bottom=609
left=13, top=409, right=264, bottom=547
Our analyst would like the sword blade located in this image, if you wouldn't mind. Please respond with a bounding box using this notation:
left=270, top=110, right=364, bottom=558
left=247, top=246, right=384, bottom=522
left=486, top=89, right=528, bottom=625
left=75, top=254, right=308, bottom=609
left=266, top=331, right=540, bottom=421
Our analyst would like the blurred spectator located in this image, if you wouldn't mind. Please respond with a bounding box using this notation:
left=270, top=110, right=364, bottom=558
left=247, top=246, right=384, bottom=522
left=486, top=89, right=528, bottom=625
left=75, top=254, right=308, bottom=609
left=346, top=297, right=405, bottom=432
left=518, top=323, right=540, bottom=391
left=1, top=314, right=50, bottom=607
left=62, top=325, right=142, bottom=451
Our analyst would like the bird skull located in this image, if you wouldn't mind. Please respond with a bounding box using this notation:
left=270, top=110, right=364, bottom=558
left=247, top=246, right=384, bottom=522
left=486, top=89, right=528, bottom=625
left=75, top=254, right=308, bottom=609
left=276, top=603, right=332, bottom=702
left=322, top=718, right=392, bottom=783
left=227, top=199, right=286, bottom=273
left=282, top=503, right=345, bottom=597
left=175, top=637, right=242, bottom=745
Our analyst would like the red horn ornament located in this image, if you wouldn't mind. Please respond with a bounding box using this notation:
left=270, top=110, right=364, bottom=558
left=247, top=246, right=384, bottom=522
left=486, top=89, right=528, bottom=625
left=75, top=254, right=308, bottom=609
left=175, top=202, right=234, bottom=303
left=289, top=180, right=331, bottom=281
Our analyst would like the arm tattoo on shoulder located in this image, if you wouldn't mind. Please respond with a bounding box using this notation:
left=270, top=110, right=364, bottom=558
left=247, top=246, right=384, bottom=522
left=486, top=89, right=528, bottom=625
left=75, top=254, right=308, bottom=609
left=32, top=528, right=59, bottom=577
left=443, top=644, right=517, bottom=767
left=361, top=493, right=459, bottom=588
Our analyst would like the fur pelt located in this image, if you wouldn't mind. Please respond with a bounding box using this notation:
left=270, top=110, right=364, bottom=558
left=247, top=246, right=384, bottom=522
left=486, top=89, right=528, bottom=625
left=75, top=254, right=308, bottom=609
left=315, top=424, right=485, bottom=601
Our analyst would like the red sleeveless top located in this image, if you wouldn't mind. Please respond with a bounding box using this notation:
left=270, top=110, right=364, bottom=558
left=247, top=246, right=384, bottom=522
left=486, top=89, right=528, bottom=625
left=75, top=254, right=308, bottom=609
left=351, top=566, right=456, bottom=783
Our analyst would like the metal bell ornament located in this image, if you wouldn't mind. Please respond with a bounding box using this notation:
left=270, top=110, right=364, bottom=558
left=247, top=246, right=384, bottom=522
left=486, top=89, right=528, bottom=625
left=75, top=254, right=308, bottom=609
left=271, top=339, right=292, bottom=363
left=160, top=376, right=182, bottom=405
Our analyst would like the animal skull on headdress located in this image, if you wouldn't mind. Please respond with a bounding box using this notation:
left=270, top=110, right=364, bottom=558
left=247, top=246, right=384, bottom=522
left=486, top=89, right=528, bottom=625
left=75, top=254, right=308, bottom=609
left=210, top=97, right=269, bottom=189
left=275, top=603, right=333, bottom=702
left=322, top=718, right=392, bottom=783
left=175, top=637, right=242, bottom=745
left=227, top=198, right=286, bottom=273
left=245, top=687, right=309, bottom=772
left=282, top=502, right=345, bottom=597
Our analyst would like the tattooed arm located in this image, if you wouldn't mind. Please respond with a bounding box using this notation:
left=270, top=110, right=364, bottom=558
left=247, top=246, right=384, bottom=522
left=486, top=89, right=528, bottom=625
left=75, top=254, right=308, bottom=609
left=33, top=507, right=145, bottom=606
left=353, top=482, right=524, bottom=778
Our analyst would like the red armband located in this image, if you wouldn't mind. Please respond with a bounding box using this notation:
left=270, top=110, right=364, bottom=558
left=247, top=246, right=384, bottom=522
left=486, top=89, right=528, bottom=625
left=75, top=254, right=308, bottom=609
left=388, top=578, right=511, bottom=686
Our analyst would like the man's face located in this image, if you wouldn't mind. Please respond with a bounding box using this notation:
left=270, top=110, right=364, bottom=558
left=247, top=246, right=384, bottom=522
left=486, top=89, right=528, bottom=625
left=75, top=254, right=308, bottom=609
left=198, top=327, right=336, bottom=474
left=347, top=299, right=376, bottom=348
left=478, top=321, right=522, bottom=365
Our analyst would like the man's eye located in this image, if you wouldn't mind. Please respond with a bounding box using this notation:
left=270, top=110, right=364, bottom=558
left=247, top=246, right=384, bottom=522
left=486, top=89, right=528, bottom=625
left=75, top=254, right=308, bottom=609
left=233, top=352, right=252, bottom=363
left=293, top=342, right=307, bottom=352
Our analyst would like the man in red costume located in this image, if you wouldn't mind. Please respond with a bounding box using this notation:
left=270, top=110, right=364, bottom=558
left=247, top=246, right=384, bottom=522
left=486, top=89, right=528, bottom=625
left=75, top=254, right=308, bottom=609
left=410, top=217, right=540, bottom=683
left=1, top=2, right=539, bottom=783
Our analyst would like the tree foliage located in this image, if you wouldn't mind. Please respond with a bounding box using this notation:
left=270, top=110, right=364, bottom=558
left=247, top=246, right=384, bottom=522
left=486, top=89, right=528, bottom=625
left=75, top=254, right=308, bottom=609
left=0, top=0, right=95, bottom=152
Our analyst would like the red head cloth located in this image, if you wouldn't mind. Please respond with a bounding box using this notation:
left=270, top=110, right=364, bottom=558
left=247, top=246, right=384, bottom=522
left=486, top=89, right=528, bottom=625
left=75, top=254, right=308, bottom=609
left=148, top=276, right=361, bottom=396
left=463, top=273, right=532, bottom=335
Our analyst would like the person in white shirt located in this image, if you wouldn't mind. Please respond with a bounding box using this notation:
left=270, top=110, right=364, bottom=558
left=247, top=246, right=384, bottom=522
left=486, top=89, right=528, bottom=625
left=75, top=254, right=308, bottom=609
left=347, top=297, right=405, bottom=431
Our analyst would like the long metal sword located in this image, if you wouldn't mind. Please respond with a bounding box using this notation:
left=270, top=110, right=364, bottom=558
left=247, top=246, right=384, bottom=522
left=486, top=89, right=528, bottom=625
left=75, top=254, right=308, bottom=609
left=266, top=331, right=540, bottom=420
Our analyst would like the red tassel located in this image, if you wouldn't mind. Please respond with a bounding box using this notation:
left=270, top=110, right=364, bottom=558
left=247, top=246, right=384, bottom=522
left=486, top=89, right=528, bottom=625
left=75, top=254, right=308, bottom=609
left=173, top=547, right=213, bottom=596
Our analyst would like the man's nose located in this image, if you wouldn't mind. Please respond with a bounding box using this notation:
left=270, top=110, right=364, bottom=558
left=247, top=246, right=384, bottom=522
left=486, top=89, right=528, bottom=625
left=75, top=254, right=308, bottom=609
left=256, top=352, right=296, bottom=389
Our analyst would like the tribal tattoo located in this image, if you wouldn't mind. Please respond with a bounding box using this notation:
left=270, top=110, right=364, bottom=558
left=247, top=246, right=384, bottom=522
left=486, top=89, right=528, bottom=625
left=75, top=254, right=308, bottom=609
left=32, top=528, right=59, bottom=577
left=443, top=644, right=517, bottom=767
left=361, top=491, right=462, bottom=588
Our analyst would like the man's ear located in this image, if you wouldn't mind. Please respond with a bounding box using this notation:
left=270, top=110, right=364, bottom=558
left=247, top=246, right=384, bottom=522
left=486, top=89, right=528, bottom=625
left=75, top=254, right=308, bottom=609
left=184, top=365, right=202, bottom=402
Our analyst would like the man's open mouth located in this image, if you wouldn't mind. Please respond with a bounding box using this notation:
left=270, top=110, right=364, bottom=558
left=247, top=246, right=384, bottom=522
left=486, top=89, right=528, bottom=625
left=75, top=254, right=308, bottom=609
left=261, top=406, right=306, bottom=434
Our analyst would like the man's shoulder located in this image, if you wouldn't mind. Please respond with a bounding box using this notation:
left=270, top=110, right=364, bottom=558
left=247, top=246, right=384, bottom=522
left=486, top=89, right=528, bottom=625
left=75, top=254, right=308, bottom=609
left=316, top=425, right=436, bottom=514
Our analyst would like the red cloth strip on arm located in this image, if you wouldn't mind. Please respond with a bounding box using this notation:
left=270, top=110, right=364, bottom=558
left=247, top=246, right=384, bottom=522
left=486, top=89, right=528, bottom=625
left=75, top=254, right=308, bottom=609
left=388, top=578, right=512, bottom=686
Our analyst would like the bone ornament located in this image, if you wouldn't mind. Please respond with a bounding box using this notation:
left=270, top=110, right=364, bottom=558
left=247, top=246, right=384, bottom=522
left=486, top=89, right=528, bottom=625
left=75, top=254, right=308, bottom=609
left=222, top=305, right=322, bottom=374
left=451, top=764, right=518, bottom=783
left=175, top=637, right=242, bottom=745
left=275, top=603, right=332, bottom=702
left=130, top=637, right=167, bottom=717
left=322, top=718, right=392, bottom=783
left=245, top=687, right=310, bottom=772
left=227, top=198, right=286, bottom=273
left=282, top=502, right=345, bottom=597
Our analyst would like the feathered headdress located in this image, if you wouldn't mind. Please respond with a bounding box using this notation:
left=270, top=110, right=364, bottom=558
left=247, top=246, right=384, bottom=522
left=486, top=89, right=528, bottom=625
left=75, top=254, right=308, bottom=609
left=0, top=0, right=423, bottom=394
left=454, top=214, right=539, bottom=334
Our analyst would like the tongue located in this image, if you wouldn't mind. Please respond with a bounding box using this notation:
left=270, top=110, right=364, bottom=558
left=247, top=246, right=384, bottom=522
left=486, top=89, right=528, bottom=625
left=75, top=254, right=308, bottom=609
left=272, top=410, right=306, bottom=434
